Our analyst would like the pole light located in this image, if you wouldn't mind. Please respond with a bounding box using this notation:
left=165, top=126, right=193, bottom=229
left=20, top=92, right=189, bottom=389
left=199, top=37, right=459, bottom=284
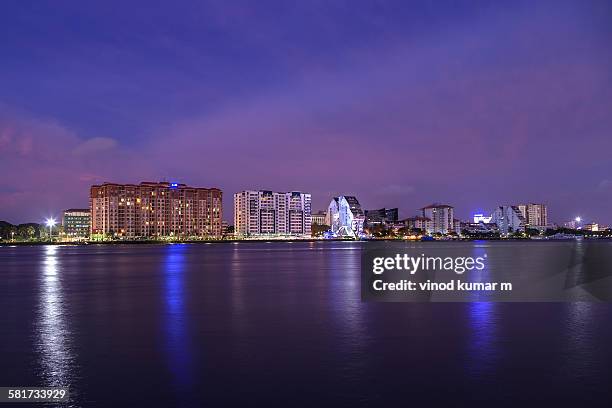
left=46, top=218, right=57, bottom=242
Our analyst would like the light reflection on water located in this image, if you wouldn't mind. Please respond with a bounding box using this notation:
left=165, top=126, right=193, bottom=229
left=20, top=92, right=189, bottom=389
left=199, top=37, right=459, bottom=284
left=563, top=302, right=598, bottom=378
left=36, top=246, right=76, bottom=396
left=467, top=302, right=499, bottom=377
left=164, top=244, right=193, bottom=392
left=230, top=245, right=246, bottom=330
left=328, top=243, right=367, bottom=377
left=466, top=243, right=499, bottom=376
left=4, top=241, right=607, bottom=406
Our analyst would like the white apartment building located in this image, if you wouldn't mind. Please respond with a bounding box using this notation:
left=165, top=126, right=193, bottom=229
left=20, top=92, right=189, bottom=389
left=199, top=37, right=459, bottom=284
left=234, top=190, right=312, bottom=237
left=517, top=203, right=548, bottom=227
left=421, top=204, right=454, bottom=234
left=492, top=205, right=526, bottom=235
left=326, top=196, right=366, bottom=238
left=402, top=216, right=434, bottom=234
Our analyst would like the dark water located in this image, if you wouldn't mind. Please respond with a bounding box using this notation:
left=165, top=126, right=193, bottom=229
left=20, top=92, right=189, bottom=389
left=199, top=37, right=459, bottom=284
left=1, top=242, right=612, bottom=407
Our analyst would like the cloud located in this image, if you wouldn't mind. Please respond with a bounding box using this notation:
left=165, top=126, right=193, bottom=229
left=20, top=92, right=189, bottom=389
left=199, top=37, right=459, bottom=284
left=1, top=2, right=612, bottom=225
left=598, top=180, right=612, bottom=192
left=72, top=137, right=118, bottom=156
left=0, top=108, right=146, bottom=223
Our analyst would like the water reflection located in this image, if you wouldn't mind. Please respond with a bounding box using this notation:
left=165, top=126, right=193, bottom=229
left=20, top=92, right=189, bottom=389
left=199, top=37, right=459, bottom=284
left=467, top=302, right=499, bottom=377
left=230, top=246, right=246, bottom=318
left=164, top=244, right=193, bottom=391
left=467, top=243, right=499, bottom=376
left=328, top=243, right=367, bottom=375
left=563, top=302, right=597, bottom=377
left=36, top=246, right=75, bottom=389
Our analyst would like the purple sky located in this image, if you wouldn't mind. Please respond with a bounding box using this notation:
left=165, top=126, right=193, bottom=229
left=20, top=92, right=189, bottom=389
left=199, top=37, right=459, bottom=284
left=1, top=1, right=611, bottom=225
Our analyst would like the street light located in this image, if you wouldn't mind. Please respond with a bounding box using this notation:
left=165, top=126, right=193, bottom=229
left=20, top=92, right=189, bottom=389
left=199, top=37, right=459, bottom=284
left=46, top=218, right=57, bottom=242
left=575, top=217, right=582, bottom=223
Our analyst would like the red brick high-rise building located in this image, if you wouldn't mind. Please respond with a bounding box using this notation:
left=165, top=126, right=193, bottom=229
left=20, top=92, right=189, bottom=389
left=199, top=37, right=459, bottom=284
left=90, top=181, right=222, bottom=238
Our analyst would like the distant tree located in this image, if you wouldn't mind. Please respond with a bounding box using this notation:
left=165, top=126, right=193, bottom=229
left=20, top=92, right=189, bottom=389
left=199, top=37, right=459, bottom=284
left=461, top=230, right=500, bottom=240
left=0, top=221, right=16, bottom=240
left=311, top=224, right=330, bottom=237
left=385, top=227, right=397, bottom=238
left=397, top=226, right=411, bottom=236
left=367, top=224, right=395, bottom=238
left=544, top=228, right=558, bottom=236
left=525, top=228, right=540, bottom=237
left=17, top=224, right=37, bottom=240
left=545, top=227, right=584, bottom=236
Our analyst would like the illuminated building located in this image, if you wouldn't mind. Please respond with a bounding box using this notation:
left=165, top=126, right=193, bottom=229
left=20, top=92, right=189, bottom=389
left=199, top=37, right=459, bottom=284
left=401, top=216, right=433, bottom=234
left=62, top=209, right=90, bottom=238
left=234, top=190, right=311, bottom=237
left=364, top=208, right=399, bottom=227
left=311, top=211, right=327, bottom=226
left=564, top=217, right=582, bottom=229
left=90, top=181, right=222, bottom=238
left=582, top=223, right=599, bottom=232
left=491, top=206, right=525, bottom=234
left=517, top=203, right=548, bottom=227
left=473, top=213, right=492, bottom=223
left=463, top=221, right=500, bottom=234
left=453, top=219, right=462, bottom=235
left=421, top=204, right=454, bottom=234
left=326, top=196, right=365, bottom=238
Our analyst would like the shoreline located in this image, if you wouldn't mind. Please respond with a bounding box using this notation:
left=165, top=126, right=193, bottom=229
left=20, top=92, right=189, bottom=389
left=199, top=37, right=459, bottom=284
left=1, top=237, right=610, bottom=246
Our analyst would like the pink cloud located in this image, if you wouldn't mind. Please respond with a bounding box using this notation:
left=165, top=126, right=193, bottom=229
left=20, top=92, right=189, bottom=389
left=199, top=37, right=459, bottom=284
left=0, top=108, right=149, bottom=222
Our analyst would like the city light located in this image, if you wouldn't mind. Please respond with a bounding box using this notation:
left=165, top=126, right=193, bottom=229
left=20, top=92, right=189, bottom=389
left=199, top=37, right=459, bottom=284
left=575, top=217, right=582, bottom=223
left=46, top=217, right=57, bottom=242
left=473, top=213, right=492, bottom=224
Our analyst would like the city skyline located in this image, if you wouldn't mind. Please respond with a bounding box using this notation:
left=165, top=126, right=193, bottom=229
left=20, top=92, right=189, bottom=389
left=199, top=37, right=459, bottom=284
left=1, top=1, right=611, bottom=224
left=0, top=176, right=601, bottom=228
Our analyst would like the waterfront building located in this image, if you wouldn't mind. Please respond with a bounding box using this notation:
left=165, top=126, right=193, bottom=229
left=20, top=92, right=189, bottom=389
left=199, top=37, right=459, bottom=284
left=491, top=206, right=526, bottom=234
left=90, top=181, right=222, bottom=238
left=564, top=221, right=577, bottom=229
left=421, top=204, right=454, bottom=234
left=364, top=208, right=398, bottom=227
left=453, top=219, right=462, bottom=235
left=221, top=220, right=230, bottom=234
left=462, top=222, right=500, bottom=234
left=234, top=190, right=311, bottom=237
left=517, top=203, right=548, bottom=227
left=326, top=196, right=365, bottom=238
left=582, top=223, right=599, bottom=232
left=311, top=211, right=327, bottom=226
left=473, top=213, right=492, bottom=223
left=563, top=217, right=582, bottom=229
left=62, top=209, right=90, bottom=238
left=401, top=216, right=433, bottom=234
